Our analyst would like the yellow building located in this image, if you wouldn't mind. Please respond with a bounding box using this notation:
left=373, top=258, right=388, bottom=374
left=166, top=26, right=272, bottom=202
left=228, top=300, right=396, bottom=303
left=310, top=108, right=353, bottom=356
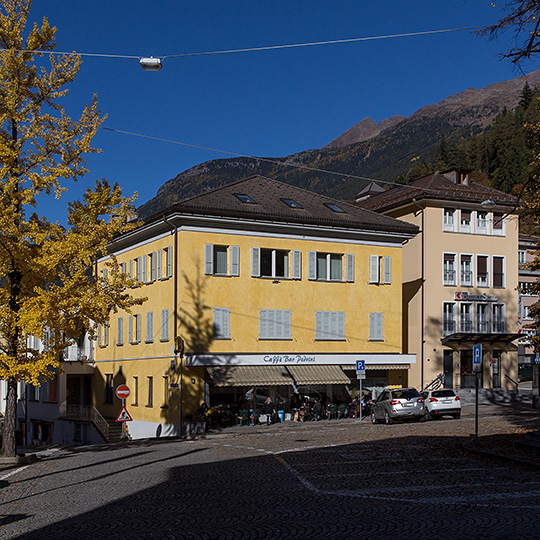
left=96, top=175, right=418, bottom=438
left=359, top=169, right=520, bottom=393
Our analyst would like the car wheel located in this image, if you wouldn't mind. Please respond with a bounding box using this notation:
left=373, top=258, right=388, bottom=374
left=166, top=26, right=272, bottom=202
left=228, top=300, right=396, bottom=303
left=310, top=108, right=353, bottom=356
left=384, top=411, right=393, bottom=425
left=371, top=411, right=377, bottom=424
left=453, top=412, right=461, bottom=419
left=418, top=413, right=428, bottom=422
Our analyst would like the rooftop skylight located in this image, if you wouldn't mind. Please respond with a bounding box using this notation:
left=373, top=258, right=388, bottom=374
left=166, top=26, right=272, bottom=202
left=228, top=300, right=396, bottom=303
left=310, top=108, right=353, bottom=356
left=234, top=193, right=256, bottom=204
left=324, top=202, right=346, bottom=213
left=281, top=198, right=303, bottom=209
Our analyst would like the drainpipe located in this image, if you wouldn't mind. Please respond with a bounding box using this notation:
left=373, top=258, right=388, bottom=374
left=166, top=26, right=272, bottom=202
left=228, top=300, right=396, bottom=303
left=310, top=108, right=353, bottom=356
left=412, top=199, right=425, bottom=389
left=163, top=214, right=181, bottom=433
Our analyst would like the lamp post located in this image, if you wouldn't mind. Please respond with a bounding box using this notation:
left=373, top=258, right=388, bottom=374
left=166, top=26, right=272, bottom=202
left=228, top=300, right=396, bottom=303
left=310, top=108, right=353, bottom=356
left=139, top=57, right=163, bottom=71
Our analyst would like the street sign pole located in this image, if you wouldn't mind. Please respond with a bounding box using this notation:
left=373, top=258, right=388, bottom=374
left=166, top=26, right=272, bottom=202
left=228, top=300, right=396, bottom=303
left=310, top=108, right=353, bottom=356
left=356, top=360, right=366, bottom=419
left=472, top=345, right=482, bottom=445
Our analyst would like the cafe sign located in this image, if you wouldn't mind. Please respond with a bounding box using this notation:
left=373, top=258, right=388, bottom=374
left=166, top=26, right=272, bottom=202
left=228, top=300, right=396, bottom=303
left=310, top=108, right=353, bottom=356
left=454, top=292, right=498, bottom=302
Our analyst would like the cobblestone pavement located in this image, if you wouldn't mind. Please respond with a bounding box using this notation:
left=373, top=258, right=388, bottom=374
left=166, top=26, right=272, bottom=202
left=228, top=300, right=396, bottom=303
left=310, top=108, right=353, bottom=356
left=1, top=403, right=540, bottom=539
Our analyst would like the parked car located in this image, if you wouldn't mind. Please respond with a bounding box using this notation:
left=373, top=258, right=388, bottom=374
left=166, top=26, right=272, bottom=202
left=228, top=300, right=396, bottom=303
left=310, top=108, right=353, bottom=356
left=421, top=389, right=461, bottom=419
left=371, top=387, right=425, bottom=424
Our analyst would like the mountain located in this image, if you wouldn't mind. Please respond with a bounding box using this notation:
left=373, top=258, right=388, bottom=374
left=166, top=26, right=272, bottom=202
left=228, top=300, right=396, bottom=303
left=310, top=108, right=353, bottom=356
left=138, top=70, right=540, bottom=219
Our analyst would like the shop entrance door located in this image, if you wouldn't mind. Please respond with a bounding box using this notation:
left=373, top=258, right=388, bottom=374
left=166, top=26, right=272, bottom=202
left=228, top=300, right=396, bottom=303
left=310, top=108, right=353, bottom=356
left=460, top=350, right=475, bottom=388
left=443, top=350, right=453, bottom=388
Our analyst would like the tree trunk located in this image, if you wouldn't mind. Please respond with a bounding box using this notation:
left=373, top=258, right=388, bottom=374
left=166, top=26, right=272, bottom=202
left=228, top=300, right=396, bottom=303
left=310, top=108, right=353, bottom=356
left=1, top=379, right=19, bottom=457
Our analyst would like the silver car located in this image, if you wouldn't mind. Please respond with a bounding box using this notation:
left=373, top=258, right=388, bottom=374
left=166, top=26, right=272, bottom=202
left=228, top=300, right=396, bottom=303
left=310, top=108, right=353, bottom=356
left=421, top=389, right=461, bottom=419
left=371, top=387, right=426, bottom=424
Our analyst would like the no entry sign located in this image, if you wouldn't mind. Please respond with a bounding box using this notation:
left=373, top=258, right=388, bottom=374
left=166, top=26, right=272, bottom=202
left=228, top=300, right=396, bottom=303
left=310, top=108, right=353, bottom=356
left=115, top=384, right=130, bottom=400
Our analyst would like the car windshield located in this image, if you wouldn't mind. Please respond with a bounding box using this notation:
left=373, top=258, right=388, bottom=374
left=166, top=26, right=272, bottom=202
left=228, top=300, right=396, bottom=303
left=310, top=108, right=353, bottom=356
left=432, top=390, right=456, bottom=398
left=392, top=389, right=420, bottom=399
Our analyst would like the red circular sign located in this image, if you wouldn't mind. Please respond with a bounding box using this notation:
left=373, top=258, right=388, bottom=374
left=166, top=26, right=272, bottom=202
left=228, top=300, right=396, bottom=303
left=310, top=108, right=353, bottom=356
left=116, top=385, right=130, bottom=400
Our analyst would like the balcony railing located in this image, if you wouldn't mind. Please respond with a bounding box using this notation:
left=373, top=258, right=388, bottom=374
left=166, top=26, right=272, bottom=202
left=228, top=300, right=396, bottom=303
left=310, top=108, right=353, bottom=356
left=493, top=320, right=506, bottom=333
left=443, top=269, right=456, bottom=286
left=477, top=272, right=489, bottom=287
left=443, top=319, right=456, bottom=335
left=476, top=321, right=489, bottom=333
left=460, top=320, right=473, bottom=333
left=58, top=401, right=109, bottom=440
left=460, top=270, right=472, bottom=286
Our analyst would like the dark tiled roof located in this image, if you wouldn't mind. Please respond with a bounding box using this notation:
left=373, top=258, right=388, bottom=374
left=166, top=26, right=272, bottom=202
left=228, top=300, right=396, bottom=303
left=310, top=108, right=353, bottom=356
left=148, top=175, right=418, bottom=236
left=358, top=171, right=519, bottom=213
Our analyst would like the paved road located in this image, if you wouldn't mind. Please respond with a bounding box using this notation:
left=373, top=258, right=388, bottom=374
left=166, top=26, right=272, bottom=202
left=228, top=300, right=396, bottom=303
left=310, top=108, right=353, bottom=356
left=1, top=405, right=540, bottom=539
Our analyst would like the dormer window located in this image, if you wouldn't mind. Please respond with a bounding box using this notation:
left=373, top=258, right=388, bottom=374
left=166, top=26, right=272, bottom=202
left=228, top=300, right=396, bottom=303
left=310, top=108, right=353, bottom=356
left=324, top=203, right=346, bottom=213
left=234, top=194, right=256, bottom=204
left=459, top=172, right=470, bottom=185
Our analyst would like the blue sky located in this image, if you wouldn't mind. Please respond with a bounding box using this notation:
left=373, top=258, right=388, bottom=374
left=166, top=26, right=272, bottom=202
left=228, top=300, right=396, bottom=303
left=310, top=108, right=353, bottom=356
left=27, top=0, right=536, bottom=222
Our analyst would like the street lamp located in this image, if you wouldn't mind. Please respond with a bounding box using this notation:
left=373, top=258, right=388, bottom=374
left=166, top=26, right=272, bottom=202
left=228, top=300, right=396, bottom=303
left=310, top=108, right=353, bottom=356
left=139, top=57, right=163, bottom=71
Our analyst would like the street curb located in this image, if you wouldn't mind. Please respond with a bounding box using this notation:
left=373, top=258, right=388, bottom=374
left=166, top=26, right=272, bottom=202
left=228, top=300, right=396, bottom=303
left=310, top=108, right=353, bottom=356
left=0, top=453, right=38, bottom=466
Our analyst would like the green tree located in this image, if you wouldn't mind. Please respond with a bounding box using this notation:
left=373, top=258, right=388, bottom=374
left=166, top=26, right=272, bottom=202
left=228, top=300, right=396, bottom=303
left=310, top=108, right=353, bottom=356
left=0, top=0, right=143, bottom=456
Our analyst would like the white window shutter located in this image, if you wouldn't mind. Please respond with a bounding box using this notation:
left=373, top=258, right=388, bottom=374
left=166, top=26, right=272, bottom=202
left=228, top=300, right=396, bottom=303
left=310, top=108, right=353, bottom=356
left=346, top=254, right=355, bottom=282
left=308, top=251, right=317, bottom=280
left=97, top=324, right=102, bottom=347
left=129, top=260, right=133, bottom=279
left=251, top=247, right=261, bottom=277
left=118, top=317, right=124, bottom=345
left=370, top=255, right=380, bottom=284
left=167, top=246, right=173, bottom=277
left=205, top=244, right=213, bottom=275
left=151, top=252, right=157, bottom=282
left=157, top=250, right=162, bottom=280
left=136, top=257, right=142, bottom=282
left=142, top=255, right=147, bottom=283
left=260, top=309, right=268, bottom=338
left=383, top=256, right=392, bottom=284
left=292, top=250, right=302, bottom=279
left=128, top=315, right=133, bottom=343
left=161, top=309, right=169, bottom=341
left=370, top=312, right=383, bottom=341
left=146, top=312, right=153, bottom=342
left=231, top=246, right=240, bottom=276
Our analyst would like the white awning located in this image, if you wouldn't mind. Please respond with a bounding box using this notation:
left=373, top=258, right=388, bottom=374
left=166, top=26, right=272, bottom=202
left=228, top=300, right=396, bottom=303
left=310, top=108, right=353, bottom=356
left=207, top=365, right=293, bottom=387
left=286, top=364, right=350, bottom=385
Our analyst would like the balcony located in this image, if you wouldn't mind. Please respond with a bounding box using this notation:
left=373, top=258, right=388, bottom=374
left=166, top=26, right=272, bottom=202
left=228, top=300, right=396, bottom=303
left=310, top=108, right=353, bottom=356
left=460, top=270, right=473, bottom=286
left=443, top=269, right=456, bottom=286
left=477, top=272, right=489, bottom=287
left=460, top=320, right=473, bottom=333
left=443, top=319, right=456, bottom=336
left=493, top=320, right=506, bottom=333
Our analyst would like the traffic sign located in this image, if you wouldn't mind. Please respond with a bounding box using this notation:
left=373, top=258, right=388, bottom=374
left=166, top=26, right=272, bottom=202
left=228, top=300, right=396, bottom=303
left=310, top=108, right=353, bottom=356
left=357, top=373, right=366, bottom=379
left=116, top=406, right=133, bottom=422
left=473, top=344, right=482, bottom=365
left=115, top=385, right=130, bottom=400
left=356, top=360, right=365, bottom=371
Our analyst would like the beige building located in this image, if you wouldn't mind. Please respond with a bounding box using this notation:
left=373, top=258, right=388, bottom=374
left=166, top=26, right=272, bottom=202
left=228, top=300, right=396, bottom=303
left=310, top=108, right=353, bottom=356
left=359, top=169, right=520, bottom=391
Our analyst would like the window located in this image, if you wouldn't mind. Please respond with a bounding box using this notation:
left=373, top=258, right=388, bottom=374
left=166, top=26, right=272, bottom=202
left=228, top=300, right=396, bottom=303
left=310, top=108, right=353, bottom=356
left=105, top=374, right=114, bottom=404
left=135, top=314, right=141, bottom=343
left=147, top=252, right=157, bottom=283
left=493, top=256, right=505, bottom=288
left=308, top=252, right=353, bottom=282
left=104, top=323, right=109, bottom=347
left=129, top=314, right=141, bottom=344
left=161, top=309, right=170, bottom=341
left=460, top=209, right=471, bottom=232
left=259, top=248, right=289, bottom=278
left=519, top=250, right=526, bottom=264
left=477, top=304, right=489, bottom=332
left=443, top=254, right=456, bottom=286
left=492, top=213, right=505, bottom=235
left=492, top=304, right=505, bottom=333
left=369, top=313, right=383, bottom=341
left=101, top=267, right=108, bottom=289
left=443, top=208, right=456, bottom=232
left=132, top=377, right=138, bottom=406
left=117, top=317, right=124, bottom=346
left=157, top=246, right=173, bottom=280
left=135, top=256, right=142, bottom=282
left=282, top=198, right=302, bottom=209
left=128, top=315, right=133, bottom=344
left=324, top=203, right=346, bottom=213
left=29, top=384, right=39, bottom=401
left=460, top=303, right=473, bottom=333
left=146, top=312, right=154, bottom=343
left=460, top=255, right=473, bottom=286
left=520, top=281, right=534, bottom=295
left=147, top=377, right=153, bottom=407
left=234, top=193, right=256, bottom=204
left=213, top=308, right=230, bottom=339
left=259, top=309, right=292, bottom=340
left=524, top=305, right=533, bottom=320
left=49, top=375, right=57, bottom=403
left=205, top=244, right=239, bottom=276
left=315, top=311, right=345, bottom=340
left=443, top=302, right=457, bottom=335
left=476, top=255, right=489, bottom=287
left=477, top=211, right=488, bottom=233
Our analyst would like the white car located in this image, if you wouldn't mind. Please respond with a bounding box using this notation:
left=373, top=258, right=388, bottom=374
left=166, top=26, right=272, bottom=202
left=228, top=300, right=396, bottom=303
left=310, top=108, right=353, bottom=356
left=421, top=389, right=461, bottom=419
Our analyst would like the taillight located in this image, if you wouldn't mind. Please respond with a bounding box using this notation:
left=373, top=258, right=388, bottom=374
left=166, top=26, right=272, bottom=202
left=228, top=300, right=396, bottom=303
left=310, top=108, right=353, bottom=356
left=455, top=396, right=460, bottom=401
left=390, top=399, right=400, bottom=405
left=429, top=397, right=438, bottom=402
left=418, top=398, right=424, bottom=404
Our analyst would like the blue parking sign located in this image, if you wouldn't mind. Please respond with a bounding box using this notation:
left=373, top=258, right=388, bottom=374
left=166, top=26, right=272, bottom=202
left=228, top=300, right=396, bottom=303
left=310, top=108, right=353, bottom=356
left=473, top=344, right=482, bottom=365
left=356, top=360, right=365, bottom=371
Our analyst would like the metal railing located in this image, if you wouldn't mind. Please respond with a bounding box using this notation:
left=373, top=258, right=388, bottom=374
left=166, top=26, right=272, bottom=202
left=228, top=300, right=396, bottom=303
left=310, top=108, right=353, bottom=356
left=58, top=401, right=110, bottom=441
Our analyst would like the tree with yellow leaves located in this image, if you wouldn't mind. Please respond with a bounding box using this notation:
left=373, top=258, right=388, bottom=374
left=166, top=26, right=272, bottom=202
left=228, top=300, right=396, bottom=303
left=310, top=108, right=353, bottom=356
left=0, top=0, right=143, bottom=456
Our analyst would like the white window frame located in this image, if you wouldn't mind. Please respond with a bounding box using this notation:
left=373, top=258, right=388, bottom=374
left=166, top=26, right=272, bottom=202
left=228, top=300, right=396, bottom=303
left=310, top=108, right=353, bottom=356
left=460, top=254, right=473, bottom=287
left=476, top=255, right=489, bottom=287
left=308, top=251, right=346, bottom=282
left=460, top=209, right=472, bottom=233
left=255, top=247, right=290, bottom=279
left=315, top=311, right=345, bottom=341
left=442, top=302, right=457, bottom=336
left=443, top=208, right=457, bottom=232
left=205, top=244, right=239, bottom=276
left=476, top=303, right=489, bottom=333
left=519, top=250, right=526, bottom=265
left=369, top=255, right=380, bottom=284
left=213, top=308, right=230, bottom=339
left=382, top=256, right=391, bottom=284
left=476, top=210, right=488, bottom=234
left=443, top=253, right=457, bottom=286
left=492, top=256, right=505, bottom=288
left=259, top=309, right=292, bottom=340
left=492, top=212, right=506, bottom=236
left=492, top=304, right=506, bottom=333
left=459, top=303, right=473, bottom=333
